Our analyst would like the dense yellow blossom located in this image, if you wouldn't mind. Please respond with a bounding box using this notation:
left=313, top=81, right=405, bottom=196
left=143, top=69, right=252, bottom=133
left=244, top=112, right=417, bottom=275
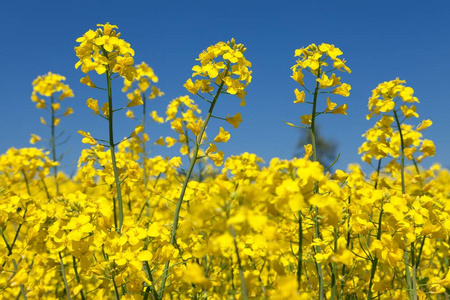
left=1, top=26, right=448, bottom=300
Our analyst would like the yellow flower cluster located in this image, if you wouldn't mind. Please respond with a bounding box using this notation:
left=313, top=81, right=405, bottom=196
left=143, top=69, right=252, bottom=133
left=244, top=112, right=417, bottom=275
left=123, top=62, right=163, bottom=99
left=367, top=78, right=419, bottom=120
left=290, top=43, right=351, bottom=127
left=75, top=23, right=137, bottom=81
left=360, top=79, right=435, bottom=164
left=1, top=141, right=449, bottom=299
left=184, top=38, right=252, bottom=106
left=30, top=72, right=74, bottom=132
left=1, top=23, right=449, bottom=300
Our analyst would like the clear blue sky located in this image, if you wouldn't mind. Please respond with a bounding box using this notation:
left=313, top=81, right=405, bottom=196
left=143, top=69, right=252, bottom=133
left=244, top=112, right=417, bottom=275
left=1, top=0, right=449, bottom=174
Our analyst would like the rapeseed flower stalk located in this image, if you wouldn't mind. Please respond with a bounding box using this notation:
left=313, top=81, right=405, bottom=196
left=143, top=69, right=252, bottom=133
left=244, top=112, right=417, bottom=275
left=31, top=72, right=74, bottom=194
left=362, top=78, right=435, bottom=300
left=75, top=22, right=138, bottom=234
left=289, top=43, right=351, bottom=299
left=159, top=38, right=252, bottom=298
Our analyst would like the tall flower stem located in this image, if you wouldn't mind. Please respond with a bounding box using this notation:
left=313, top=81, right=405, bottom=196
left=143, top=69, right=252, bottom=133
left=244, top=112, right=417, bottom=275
left=50, top=95, right=59, bottom=195
left=393, top=110, right=416, bottom=300
left=106, top=69, right=124, bottom=234
left=72, top=256, right=86, bottom=300
left=310, top=67, right=324, bottom=300
left=367, top=159, right=383, bottom=299
left=59, top=252, right=72, bottom=300
left=159, top=68, right=228, bottom=298
left=230, top=225, right=249, bottom=300
left=141, top=91, right=151, bottom=218
left=296, top=212, right=303, bottom=288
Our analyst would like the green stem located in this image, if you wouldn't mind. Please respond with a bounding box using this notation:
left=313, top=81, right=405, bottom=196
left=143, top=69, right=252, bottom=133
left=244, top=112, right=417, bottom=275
left=296, top=212, right=303, bottom=288
left=230, top=225, right=248, bottom=300
left=310, top=70, right=320, bottom=163
left=367, top=159, right=383, bottom=299
left=59, top=253, right=72, bottom=300
left=374, top=159, right=382, bottom=190
left=393, top=110, right=406, bottom=195
left=22, top=170, right=31, bottom=196
left=144, top=261, right=160, bottom=300
left=9, top=208, right=27, bottom=255
left=310, top=67, right=324, bottom=300
left=412, top=158, right=424, bottom=193
left=41, top=178, right=51, bottom=201
left=393, top=110, right=415, bottom=300
left=159, top=66, right=229, bottom=298
left=112, top=276, right=120, bottom=300
left=141, top=91, right=151, bottom=219
left=72, top=256, right=85, bottom=300
left=415, top=236, right=426, bottom=269
left=341, top=197, right=352, bottom=298
left=50, top=95, right=59, bottom=195
left=1, top=207, right=27, bottom=270
left=112, top=196, right=118, bottom=230
left=106, top=70, right=124, bottom=234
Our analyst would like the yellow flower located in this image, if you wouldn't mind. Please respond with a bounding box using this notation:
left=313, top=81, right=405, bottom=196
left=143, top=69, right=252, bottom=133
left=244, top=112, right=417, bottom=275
left=332, top=104, right=348, bottom=115
left=226, top=113, right=243, bottom=128
left=154, top=137, right=165, bottom=146
left=130, top=125, right=144, bottom=137
left=416, top=119, right=432, bottom=131
left=214, top=127, right=230, bottom=143
left=80, top=75, right=96, bottom=88
left=86, top=98, right=99, bottom=115
left=127, top=90, right=143, bottom=107
left=29, top=134, right=41, bottom=144
left=63, top=107, right=74, bottom=116
left=332, top=83, right=351, bottom=97
left=165, top=137, right=177, bottom=147
left=186, top=119, right=204, bottom=136
left=325, top=97, right=337, bottom=112
left=171, top=119, right=184, bottom=134
left=205, top=143, right=217, bottom=154
left=300, top=114, right=312, bottom=125
left=78, top=130, right=97, bottom=145
left=125, top=110, right=135, bottom=119
left=208, top=151, right=224, bottom=166
left=169, top=157, right=182, bottom=168
left=400, top=104, right=419, bottom=118
left=150, top=111, right=164, bottom=123
left=184, top=78, right=199, bottom=94
left=293, top=89, right=305, bottom=103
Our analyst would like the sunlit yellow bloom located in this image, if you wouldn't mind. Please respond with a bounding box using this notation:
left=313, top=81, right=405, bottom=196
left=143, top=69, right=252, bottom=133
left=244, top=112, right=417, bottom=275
left=63, top=107, right=74, bottom=116
left=416, top=119, right=432, bottom=131
left=125, top=110, right=135, bottom=119
left=80, top=75, right=96, bottom=88
left=29, top=134, right=41, bottom=144
left=294, top=89, right=305, bottom=103
left=332, top=104, right=348, bottom=115
left=86, top=98, right=100, bottom=115
left=226, top=113, right=243, bottom=128
left=214, top=127, right=230, bottom=143
left=78, top=130, right=97, bottom=145
left=155, top=137, right=165, bottom=146
left=300, top=114, right=312, bottom=125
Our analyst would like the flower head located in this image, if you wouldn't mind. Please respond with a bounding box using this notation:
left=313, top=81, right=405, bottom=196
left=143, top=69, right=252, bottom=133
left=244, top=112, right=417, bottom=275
left=75, top=23, right=137, bottom=81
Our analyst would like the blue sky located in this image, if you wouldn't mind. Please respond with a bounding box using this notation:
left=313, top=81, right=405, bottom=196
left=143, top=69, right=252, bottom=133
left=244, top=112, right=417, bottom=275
left=1, top=0, right=449, bottom=174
